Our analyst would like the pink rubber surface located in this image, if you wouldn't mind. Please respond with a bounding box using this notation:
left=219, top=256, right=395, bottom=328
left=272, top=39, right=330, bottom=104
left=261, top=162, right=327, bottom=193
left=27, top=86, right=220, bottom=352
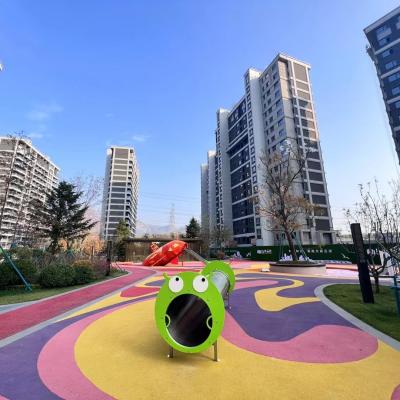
left=0, top=267, right=154, bottom=340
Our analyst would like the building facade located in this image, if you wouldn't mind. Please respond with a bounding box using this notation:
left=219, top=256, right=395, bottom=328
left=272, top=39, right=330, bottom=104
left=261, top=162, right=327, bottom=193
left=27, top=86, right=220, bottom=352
left=364, top=5, right=400, bottom=164
left=0, top=137, right=59, bottom=248
left=200, top=150, right=217, bottom=236
left=201, top=53, right=335, bottom=247
left=100, top=146, right=139, bottom=240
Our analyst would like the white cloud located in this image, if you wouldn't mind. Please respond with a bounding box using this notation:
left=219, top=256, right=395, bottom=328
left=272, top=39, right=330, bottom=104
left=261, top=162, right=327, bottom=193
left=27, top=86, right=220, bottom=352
left=105, top=133, right=150, bottom=148
left=131, top=134, right=149, bottom=143
left=27, top=103, right=63, bottom=122
left=27, top=132, right=44, bottom=139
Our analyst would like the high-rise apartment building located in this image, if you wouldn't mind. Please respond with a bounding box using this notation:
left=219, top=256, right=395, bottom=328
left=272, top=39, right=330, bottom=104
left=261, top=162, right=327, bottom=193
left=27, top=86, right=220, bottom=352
left=364, top=5, right=400, bottom=164
left=0, top=137, right=59, bottom=248
left=100, top=146, right=139, bottom=240
left=200, top=150, right=216, bottom=235
left=201, top=53, right=335, bottom=247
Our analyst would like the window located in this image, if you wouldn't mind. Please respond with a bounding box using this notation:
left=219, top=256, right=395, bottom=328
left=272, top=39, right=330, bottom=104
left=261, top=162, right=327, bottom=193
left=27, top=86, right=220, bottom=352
left=310, top=182, right=324, bottom=192
left=296, top=81, right=309, bottom=91
left=309, top=171, right=323, bottom=181
left=376, top=25, right=391, bottom=40
left=396, top=100, right=400, bottom=109
left=392, top=86, right=400, bottom=96
left=308, top=160, right=321, bottom=170
left=386, top=60, right=398, bottom=71
left=312, top=195, right=327, bottom=205
left=379, top=37, right=391, bottom=46
left=389, top=72, right=400, bottom=82
left=278, top=118, right=284, bottom=127
left=297, top=90, right=310, bottom=100
left=315, top=219, right=330, bottom=231
left=382, top=49, right=393, bottom=58
left=279, top=129, right=285, bottom=137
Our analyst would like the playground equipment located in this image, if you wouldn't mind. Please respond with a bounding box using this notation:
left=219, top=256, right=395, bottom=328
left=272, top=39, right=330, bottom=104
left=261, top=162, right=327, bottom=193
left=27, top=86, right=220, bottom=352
left=154, top=260, right=235, bottom=361
left=143, top=240, right=188, bottom=266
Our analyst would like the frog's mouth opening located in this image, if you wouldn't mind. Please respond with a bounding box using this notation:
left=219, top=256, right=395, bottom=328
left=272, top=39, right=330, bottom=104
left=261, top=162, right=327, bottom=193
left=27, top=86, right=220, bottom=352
left=165, top=294, right=212, bottom=347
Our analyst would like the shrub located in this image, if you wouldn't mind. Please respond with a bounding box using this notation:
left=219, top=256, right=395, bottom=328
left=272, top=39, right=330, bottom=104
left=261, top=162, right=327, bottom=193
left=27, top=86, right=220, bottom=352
left=216, top=251, right=225, bottom=260
left=92, top=258, right=110, bottom=278
left=73, top=262, right=95, bottom=284
left=11, top=259, right=38, bottom=284
left=0, top=262, right=16, bottom=287
left=0, top=259, right=38, bottom=287
left=39, top=264, right=76, bottom=288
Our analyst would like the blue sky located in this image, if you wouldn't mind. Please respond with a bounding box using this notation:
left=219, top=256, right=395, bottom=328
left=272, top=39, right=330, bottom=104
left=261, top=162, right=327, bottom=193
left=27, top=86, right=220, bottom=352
left=0, top=0, right=399, bottom=230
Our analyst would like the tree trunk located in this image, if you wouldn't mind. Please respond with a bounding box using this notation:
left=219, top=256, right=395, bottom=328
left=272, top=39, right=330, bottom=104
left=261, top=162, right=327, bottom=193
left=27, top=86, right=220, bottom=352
left=285, top=230, right=298, bottom=261
left=373, top=274, right=380, bottom=294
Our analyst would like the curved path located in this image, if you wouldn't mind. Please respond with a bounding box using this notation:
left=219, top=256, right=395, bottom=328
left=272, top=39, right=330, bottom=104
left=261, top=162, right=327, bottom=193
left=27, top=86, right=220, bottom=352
left=0, top=262, right=399, bottom=400
left=0, top=266, right=154, bottom=340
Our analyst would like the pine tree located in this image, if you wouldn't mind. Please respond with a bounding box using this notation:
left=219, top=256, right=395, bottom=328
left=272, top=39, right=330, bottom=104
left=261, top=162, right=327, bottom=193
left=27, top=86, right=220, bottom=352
left=185, top=217, right=201, bottom=238
left=39, top=181, right=96, bottom=253
left=115, top=219, right=131, bottom=242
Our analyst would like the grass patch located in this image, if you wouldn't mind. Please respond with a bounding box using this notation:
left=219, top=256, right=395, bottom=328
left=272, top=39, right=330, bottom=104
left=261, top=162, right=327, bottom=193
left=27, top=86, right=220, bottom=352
left=324, top=284, right=400, bottom=342
left=0, top=270, right=127, bottom=305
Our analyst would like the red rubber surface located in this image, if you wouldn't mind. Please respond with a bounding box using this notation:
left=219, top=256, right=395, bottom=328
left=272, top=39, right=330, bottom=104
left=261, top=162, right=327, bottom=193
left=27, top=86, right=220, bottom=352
left=0, top=267, right=154, bottom=340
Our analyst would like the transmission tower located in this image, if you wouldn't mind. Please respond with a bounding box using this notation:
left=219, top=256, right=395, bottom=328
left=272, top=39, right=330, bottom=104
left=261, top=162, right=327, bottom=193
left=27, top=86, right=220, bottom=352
left=169, top=203, right=177, bottom=238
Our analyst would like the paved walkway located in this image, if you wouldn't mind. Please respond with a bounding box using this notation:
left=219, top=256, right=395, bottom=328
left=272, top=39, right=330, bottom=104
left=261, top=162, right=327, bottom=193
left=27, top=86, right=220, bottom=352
left=0, top=266, right=154, bottom=340
left=0, top=263, right=399, bottom=400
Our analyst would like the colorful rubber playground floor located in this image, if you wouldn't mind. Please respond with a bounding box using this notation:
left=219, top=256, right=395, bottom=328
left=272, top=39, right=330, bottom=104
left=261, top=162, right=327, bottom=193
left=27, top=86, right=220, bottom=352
left=0, top=261, right=399, bottom=400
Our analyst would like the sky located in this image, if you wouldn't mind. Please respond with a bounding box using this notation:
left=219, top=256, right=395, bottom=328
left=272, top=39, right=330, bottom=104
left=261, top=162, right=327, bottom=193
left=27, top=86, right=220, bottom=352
left=0, top=0, right=399, bottom=231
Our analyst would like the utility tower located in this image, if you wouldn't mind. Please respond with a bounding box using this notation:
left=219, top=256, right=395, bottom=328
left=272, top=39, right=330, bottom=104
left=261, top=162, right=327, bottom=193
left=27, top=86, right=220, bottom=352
left=169, top=203, right=177, bottom=238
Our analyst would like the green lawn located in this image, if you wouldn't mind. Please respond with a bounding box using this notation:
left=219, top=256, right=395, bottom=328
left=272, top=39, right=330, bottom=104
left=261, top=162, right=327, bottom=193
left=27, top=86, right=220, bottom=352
left=324, top=284, right=400, bottom=342
left=0, top=270, right=127, bottom=305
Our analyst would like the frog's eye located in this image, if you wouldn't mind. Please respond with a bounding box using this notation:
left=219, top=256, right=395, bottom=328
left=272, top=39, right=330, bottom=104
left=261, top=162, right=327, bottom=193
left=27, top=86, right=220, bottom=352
left=168, top=276, right=184, bottom=293
left=193, top=275, right=208, bottom=293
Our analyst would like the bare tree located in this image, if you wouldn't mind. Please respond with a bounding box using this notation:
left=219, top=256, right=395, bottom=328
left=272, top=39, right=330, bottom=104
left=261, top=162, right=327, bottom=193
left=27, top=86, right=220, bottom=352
left=258, top=139, right=318, bottom=261
left=71, top=175, right=103, bottom=208
left=345, top=179, right=400, bottom=292
left=71, top=175, right=103, bottom=246
left=200, top=228, right=211, bottom=257
left=210, top=225, right=232, bottom=249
